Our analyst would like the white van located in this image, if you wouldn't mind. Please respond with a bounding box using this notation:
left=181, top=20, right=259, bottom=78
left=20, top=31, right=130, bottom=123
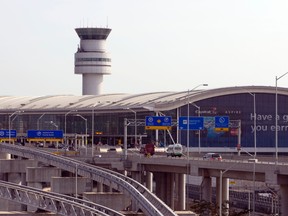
left=166, top=144, right=183, bottom=157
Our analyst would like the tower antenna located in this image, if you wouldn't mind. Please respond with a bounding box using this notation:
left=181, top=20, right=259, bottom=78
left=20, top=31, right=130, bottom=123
left=106, top=16, right=109, bottom=27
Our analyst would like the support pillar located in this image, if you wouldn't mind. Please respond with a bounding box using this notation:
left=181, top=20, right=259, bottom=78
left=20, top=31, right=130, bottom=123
left=176, top=173, right=186, bottom=211
left=201, top=176, right=212, bottom=202
left=145, top=171, right=153, bottom=192
left=280, top=184, right=288, bottom=215
left=216, top=177, right=229, bottom=209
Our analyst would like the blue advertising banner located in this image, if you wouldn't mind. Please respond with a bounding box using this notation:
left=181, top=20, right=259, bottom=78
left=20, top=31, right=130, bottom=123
left=27, top=130, right=63, bottom=139
left=0, top=130, right=17, bottom=138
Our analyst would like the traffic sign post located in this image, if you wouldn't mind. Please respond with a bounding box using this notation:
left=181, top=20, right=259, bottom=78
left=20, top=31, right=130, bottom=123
left=178, top=116, right=204, bottom=130
left=0, top=130, right=17, bottom=138
left=214, top=116, right=229, bottom=132
left=145, top=116, right=172, bottom=130
left=215, top=116, right=229, bottom=129
left=27, top=130, right=63, bottom=139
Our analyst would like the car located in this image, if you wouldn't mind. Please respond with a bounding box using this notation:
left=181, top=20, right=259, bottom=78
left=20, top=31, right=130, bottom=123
left=203, top=153, right=222, bottom=161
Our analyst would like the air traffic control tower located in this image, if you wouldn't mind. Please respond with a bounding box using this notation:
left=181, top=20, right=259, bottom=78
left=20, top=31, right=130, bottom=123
left=74, top=27, right=112, bottom=95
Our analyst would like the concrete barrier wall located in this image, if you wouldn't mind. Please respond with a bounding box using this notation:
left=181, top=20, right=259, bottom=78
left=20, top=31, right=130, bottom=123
left=51, top=177, right=92, bottom=194
left=83, top=192, right=130, bottom=211
left=26, top=167, right=61, bottom=183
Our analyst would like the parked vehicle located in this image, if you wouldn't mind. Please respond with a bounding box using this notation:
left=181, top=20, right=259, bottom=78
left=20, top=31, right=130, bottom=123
left=203, top=153, right=222, bottom=161
left=166, top=144, right=183, bottom=157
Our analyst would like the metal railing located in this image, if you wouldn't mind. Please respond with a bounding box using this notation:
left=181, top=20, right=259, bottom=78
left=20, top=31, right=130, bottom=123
left=0, top=143, right=177, bottom=216
left=0, top=180, right=123, bottom=216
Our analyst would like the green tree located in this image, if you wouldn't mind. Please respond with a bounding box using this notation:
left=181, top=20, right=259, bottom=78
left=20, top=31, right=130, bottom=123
left=190, top=200, right=250, bottom=216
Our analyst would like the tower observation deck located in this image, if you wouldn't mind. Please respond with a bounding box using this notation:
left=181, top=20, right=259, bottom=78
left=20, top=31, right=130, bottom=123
left=74, top=27, right=112, bottom=95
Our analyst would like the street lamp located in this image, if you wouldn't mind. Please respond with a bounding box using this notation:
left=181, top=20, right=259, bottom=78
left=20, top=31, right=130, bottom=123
left=275, top=72, right=288, bottom=163
left=187, top=84, right=208, bottom=158
left=46, top=121, right=58, bottom=129
left=75, top=114, right=88, bottom=156
left=191, top=103, right=201, bottom=154
left=219, top=162, right=239, bottom=216
left=37, top=113, right=45, bottom=130
left=8, top=111, right=23, bottom=144
left=64, top=110, right=77, bottom=147
left=127, top=108, right=137, bottom=148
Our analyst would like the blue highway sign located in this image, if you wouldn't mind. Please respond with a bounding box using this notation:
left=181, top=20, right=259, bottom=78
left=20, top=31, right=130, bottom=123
left=178, top=116, right=204, bottom=130
left=27, top=130, right=63, bottom=139
left=0, top=130, right=17, bottom=138
left=145, top=116, right=172, bottom=130
left=215, top=116, right=229, bottom=128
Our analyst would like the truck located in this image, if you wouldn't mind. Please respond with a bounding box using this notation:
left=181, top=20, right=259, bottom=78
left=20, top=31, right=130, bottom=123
left=140, top=143, right=155, bottom=157
left=166, top=143, right=183, bottom=157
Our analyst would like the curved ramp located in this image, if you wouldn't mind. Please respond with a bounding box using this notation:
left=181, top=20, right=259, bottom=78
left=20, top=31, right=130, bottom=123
left=0, top=180, right=124, bottom=216
left=0, top=143, right=177, bottom=216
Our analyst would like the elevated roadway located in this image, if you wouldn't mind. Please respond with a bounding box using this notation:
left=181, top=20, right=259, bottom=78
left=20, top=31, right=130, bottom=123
left=0, top=143, right=177, bottom=216
left=0, top=180, right=124, bottom=216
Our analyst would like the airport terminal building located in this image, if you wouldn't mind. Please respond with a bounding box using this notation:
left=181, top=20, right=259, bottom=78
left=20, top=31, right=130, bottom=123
left=0, top=85, right=287, bottom=154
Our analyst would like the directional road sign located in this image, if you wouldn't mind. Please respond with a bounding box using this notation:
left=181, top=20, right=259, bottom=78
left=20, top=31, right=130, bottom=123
left=178, top=116, right=204, bottom=130
left=27, top=130, right=63, bottom=139
left=215, top=116, right=229, bottom=128
left=145, top=116, right=172, bottom=130
left=0, top=130, right=17, bottom=138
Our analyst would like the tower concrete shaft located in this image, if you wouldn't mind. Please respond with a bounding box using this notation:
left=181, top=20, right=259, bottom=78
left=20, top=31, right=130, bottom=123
left=74, top=27, right=112, bottom=95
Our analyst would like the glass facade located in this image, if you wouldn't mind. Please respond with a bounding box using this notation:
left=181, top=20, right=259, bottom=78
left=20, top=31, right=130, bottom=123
left=179, top=92, right=288, bottom=149
left=1, top=91, right=288, bottom=151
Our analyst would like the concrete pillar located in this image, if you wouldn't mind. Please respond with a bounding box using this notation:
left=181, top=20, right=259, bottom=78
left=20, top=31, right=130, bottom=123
left=0, top=153, right=11, bottom=159
left=83, top=192, right=130, bottom=211
left=176, top=173, right=186, bottom=211
left=216, top=177, right=229, bottom=211
left=174, top=173, right=186, bottom=211
left=201, top=176, right=212, bottom=202
left=166, top=172, right=174, bottom=209
left=27, top=182, right=43, bottom=212
left=145, top=171, right=153, bottom=192
left=223, top=178, right=230, bottom=213
left=51, top=177, right=92, bottom=195
left=280, top=184, right=288, bottom=215
left=131, top=171, right=142, bottom=211
left=154, top=172, right=166, bottom=202
left=97, top=182, right=104, bottom=192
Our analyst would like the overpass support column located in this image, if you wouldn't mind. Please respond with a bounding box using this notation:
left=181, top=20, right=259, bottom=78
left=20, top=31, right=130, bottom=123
left=176, top=173, right=186, bottom=211
left=280, top=184, right=288, bottom=215
left=131, top=171, right=143, bottom=211
left=201, top=176, right=212, bottom=202
left=216, top=177, right=229, bottom=210
left=145, top=171, right=153, bottom=192
left=154, top=172, right=175, bottom=208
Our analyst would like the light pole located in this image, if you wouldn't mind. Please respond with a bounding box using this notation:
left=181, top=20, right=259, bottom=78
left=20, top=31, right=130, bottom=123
left=246, top=91, right=257, bottom=216
left=275, top=72, right=288, bottom=163
left=192, top=103, right=201, bottom=154
left=37, top=113, right=45, bottom=130
left=8, top=111, right=22, bottom=144
left=219, top=162, right=239, bottom=216
left=47, top=121, right=58, bottom=129
left=64, top=110, right=77, bottom=147
left=127, top=108, right=137, bottom=148
left=75, top=114, right=88, bottom=156
left=187, top=84, right=208, bottom=158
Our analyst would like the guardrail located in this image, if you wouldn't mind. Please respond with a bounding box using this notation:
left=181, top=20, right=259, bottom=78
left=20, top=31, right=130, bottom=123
left=0, top=143, right=177, bottom=216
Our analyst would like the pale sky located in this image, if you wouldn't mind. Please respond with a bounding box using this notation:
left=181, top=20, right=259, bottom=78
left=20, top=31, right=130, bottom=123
left=1, top=0, right=288, bottom=96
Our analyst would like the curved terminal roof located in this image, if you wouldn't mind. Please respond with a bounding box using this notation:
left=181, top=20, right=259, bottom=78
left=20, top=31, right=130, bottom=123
left=0, top=86, right=286, bottom=113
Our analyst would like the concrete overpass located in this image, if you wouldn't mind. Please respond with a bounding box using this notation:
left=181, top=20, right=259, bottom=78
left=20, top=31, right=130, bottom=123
left=1, top=143, right=287, bottom=215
